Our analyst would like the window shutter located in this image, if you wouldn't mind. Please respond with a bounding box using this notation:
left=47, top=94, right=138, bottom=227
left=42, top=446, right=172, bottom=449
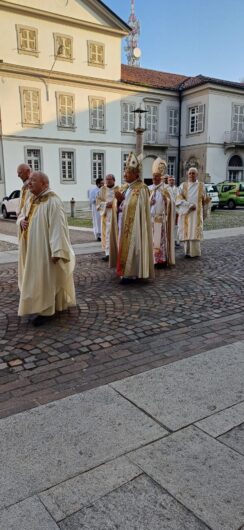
left=66, top=95, right=73, bottom=127
left=197, top=104, right=205, bottom=132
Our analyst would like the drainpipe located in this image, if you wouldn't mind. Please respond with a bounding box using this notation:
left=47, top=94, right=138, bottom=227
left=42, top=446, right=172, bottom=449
left=0, top=107, right=6, bottom=196
left=177, top=87, right=182, bottom=186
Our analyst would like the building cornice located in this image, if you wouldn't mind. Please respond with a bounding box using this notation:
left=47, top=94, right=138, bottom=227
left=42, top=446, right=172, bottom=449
left=183, top=82, right=244, bottom=98
left=0, top=63, right=178, bottom=98
left=2, top=134, right=136, bottom=149
left=0, top=0, right=129, bottom=37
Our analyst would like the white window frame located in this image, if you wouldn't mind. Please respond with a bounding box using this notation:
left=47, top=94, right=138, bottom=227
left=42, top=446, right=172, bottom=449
left=168, top=108, right=179, bottom=136
left=231, top=103, right=244, bottom=142
left=91, top=151, right=105, bottom=182
left=24, top=146, right=43, bottom=171
left=59, top=150, right=76, bottom=183
left=53, top=33, right=73, bottom=61
left=89, top=97, right=105, bottom=131
left=56, top=92, right=75, bottom=129
left=87, top=41, right=105, bottom=67
left=16, top=25, right=39, bottom=57
left=188, top=104, right=205, bottom=134
left=121, top=151, right=130, bottom=178
left=167, top=156, right=176, bottom=176
left=145, top=104, right=159, bottom=143
left=20, top=87, right=42, bottom=128
left=121, top=102, right=135, bottom=133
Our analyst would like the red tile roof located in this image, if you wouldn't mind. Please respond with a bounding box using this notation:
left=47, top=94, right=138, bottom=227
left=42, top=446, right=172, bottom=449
left=121, top=64, right=188, bottom=90
left=121, top=65, right=244, bottom=93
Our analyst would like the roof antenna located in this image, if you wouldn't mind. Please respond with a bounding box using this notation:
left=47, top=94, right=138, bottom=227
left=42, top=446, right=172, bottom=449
left=124, top=0, right=141, bottom=67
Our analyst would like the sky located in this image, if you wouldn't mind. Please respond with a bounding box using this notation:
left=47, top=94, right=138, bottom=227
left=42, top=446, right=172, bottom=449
left=104, top=0, right=244, bottom=82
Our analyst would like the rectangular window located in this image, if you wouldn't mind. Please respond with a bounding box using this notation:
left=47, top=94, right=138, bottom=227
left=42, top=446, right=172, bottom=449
left=20, top=88, right=41, bottom=126
left=89, top=98, right=105, bottom=130
left=122, top=152, right=129, bottom=174
left=167, top=156, right=176, bottom=176
left=121, top=102, right=135, bottom=133
left=60, top=151, right=75, bottom=182
left=145, top=104, right=158, bottom=143
left=188, top=104, right=205, bottom=134
left=168, top=108, right=179, bottom=136
left=92, top=152, right=104, bottom=181
left=25, top=148, right=41, bottom=171
left=17, top=25, right=38, bottom=55
left=54, top=34, right=73, bottom=61
left=232, top=104, right=244, bottom=141
left=88, top=41, right=105, bottom=66
left=57, top=93, right=75, bottom=128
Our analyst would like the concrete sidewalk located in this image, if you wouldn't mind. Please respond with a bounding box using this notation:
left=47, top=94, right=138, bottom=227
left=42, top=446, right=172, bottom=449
left=0, top=226, right=244, bottom=264
left=0, top=341, right=244, bottom=529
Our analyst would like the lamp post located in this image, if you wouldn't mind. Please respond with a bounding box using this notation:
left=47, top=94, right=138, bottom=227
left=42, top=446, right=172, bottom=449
left=132, top=104, right=148, bottom=156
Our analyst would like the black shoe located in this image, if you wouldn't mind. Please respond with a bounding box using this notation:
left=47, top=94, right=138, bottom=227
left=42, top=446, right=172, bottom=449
left=154, top=262, right=167, bottom=269
left=120, top=277, right=137, bottom=285
left=32, top=315, right=54, bottom=327
left=101, top=255, right=109, bottom=261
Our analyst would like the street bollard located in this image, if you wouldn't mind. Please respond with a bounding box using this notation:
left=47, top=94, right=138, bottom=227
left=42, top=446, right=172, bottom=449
left=70, top=197, right=75, bottom=218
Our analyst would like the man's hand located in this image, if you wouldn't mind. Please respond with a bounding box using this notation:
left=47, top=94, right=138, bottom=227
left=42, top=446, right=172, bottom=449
left=51, top=257, right=60, bottom=264
left=106, top=201, right=113, bottom=208
left=20, top=219, right=28, bottom=230
left=115, top=191, right=124, bottom=204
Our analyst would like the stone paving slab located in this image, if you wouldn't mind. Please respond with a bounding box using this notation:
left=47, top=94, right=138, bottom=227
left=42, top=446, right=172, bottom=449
left=0, top=385, right=165, bottom=510
left=196, top=401, right=244, bottom=437
left=59, top=474, right=209, bottom=530
left=219, top=423, right=244, bottom=456
left=129, top=426, right=244, bottom=530
left=0, top=233, right=18, bottom=244
left=111, top=342, right=244, bottom=431
left=39, top=456, right=142, bottom=522
left=0, top=496, right=59, bottom=530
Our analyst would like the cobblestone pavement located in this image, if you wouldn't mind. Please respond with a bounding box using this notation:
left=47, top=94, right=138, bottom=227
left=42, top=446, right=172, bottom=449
left=0, top=236, right=244, bottom=418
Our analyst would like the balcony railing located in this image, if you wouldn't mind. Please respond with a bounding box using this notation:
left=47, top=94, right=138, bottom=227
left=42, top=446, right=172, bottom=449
left=224, top=131, right=244, bottom=143
left=144, top=132, right=175, bottom=146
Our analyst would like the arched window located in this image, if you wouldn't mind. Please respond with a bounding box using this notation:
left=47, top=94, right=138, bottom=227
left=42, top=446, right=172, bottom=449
left=228, top=155, right=244, bottom=182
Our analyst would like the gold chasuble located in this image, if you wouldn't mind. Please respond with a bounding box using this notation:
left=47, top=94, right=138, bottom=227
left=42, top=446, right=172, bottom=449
left=17, top=191, right=76, bottom=316
left=96, top=185, right=120, bottom=252
left=110, top=180, right=154, bottom=279
left=150, top=185, right=175, bottom=266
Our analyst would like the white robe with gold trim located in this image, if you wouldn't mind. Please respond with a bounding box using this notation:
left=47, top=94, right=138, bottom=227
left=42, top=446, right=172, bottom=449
left=17, top=191, right=76, bottom=316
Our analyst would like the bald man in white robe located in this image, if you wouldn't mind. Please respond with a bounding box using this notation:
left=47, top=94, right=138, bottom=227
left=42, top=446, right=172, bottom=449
left=17, top=171, right=76, bottom=326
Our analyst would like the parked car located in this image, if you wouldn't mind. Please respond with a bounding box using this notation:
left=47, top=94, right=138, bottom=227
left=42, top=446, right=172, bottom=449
left=205, top=184, right=219, bottom=210
left=1, top=190, right=20, bottom=218
left=217, top=182, right=244, bottom=209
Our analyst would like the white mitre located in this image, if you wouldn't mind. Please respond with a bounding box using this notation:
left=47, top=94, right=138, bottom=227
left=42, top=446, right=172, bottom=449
left=152, top=157, right=167, bottom=176
left=125, top=152, right=143, bottom=170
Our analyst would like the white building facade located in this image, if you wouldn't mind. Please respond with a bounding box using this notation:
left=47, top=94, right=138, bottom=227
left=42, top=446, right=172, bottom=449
left=1, top=0, right=244, bottom=208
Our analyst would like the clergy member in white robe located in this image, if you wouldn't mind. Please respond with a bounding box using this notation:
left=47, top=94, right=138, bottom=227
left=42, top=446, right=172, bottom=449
left=176, top=167, right=211, bottom=258
left=168, top=175, right=180, bottom=246
left=150, top=158, right=175, bottom=268
left=89, top=178, right=104, bottom=241
left=17, top=163, right=32, bottom=216
left=110, top=152, right=154, bottom=284
left=17, top=171, right=76, bottom=326
left=96, top=174, right=119, bottom=261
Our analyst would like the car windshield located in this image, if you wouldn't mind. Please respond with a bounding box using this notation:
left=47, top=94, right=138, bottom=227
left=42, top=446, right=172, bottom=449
left=206, top=185, right=218, bottom=192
